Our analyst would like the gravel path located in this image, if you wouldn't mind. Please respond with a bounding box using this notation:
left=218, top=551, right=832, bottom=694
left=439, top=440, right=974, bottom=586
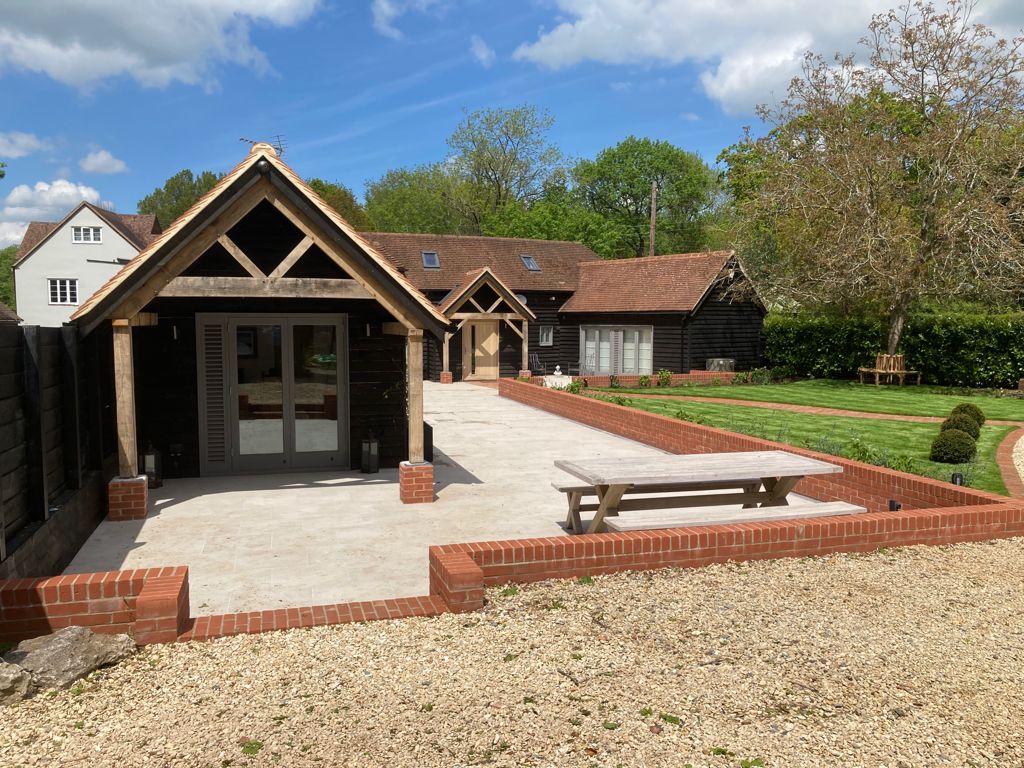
left=5, top=539, right=1024, bottom=767
left=1015, top=434, right=1024, bottom=484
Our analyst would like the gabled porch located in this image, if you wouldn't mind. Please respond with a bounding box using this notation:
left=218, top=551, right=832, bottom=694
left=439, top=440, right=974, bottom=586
left=436, top=267, right=536, bottom=383
left=71, top=143, right=449, bottom=513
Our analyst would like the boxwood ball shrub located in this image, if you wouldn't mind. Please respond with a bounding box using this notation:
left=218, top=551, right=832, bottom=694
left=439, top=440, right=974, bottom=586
left=939, top=413, right=981, bottom=440
left=929, top=429, right=977, bottom=464
left=950, top=402, right=986, bottom=427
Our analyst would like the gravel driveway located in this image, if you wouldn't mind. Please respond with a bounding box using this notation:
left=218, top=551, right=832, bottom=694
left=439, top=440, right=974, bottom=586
left=5, top=538, right=1024, bottom=767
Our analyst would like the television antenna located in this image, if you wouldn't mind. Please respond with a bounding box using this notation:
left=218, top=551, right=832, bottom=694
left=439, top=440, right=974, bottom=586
left=239, top=134, right=288, bottom=156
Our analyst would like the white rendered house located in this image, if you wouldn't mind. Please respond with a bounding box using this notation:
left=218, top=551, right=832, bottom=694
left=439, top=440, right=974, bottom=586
left=13, top=202, right=160, bottom=326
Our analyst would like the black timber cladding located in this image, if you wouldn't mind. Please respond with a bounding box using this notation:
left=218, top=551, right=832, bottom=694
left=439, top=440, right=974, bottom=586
left=134, top=297, right=410, bottom=476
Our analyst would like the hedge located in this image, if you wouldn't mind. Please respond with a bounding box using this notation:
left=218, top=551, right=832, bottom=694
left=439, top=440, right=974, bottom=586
left=764, top=312, right=1024, bottom=388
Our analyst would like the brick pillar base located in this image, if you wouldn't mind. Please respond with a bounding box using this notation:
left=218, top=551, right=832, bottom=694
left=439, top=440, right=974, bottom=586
left=400, top=461, right=435, bottom=504
left=518, top=369, right=532, bottom=379
left=1019, top=377, right=1024, bottom=392
left=440, top=371, right=453, bottom=384
left=108, top=476, right=149, bottom=521
left=135, top=568, right=190, bottom=645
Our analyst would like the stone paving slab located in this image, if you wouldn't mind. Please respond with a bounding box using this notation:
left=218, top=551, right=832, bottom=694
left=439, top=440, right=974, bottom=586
left=65, top=383, right=677, bottom=615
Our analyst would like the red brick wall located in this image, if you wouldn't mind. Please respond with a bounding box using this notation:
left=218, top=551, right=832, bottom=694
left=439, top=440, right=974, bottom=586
left=0, top=566, right=189, bottom=645
left=107, top=476, right=149, bottom=521
left=429, top=500, right=1024, bottom=612
left=499, top=378, right=1002, bottom=513
left=400, top=461, right=435, bottom=504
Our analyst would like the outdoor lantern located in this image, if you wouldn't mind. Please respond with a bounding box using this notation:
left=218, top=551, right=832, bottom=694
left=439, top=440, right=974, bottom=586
left=140, top=442, right=163, bottom=489
left=951, top=472, right=965, bottom=486
left=361, top=435, right=379, bottom=474
left=888, top=499, right=902, bottom=512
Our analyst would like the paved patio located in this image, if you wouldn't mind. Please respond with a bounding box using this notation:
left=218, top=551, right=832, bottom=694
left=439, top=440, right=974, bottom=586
left=66, top=382, right=677, bottom=615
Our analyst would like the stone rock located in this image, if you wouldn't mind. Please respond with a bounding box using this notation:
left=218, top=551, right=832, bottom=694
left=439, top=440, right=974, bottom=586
left=0, top=661, right=34, bottom=705
left=3, top=626, right=136, bottom=689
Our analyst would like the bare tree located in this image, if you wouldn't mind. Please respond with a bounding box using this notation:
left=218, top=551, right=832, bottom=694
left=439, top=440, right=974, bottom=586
left=729, top=0, right=1024, bottom=351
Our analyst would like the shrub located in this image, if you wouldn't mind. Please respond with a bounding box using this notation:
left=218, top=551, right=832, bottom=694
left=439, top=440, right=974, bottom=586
left=638, top=374, right=651, bottom=388
left=565, top=379, right=585, bottom=395
left=764, top=311, right=1024, bottom=388
left=516, top=375, right=531, bottom=383
left=749, top=367, right=774, bottom=385
left=950, top=402, right=986, bottom=427
left=657, top=369, right=673, bottom=387
left=929, top=429, right=977, bottom=463
left=940, top=414, right=981, bottom=439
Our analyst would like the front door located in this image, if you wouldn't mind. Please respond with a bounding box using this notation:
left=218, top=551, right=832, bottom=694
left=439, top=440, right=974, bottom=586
left=197, top=314, right=348, bottom=474
left=463, top=320, right=499, bottom=380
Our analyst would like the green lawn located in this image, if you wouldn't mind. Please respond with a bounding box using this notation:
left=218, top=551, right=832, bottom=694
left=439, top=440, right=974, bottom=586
left=602, top=395, right=1013, bottom=495
left=599, top=378, right=1024, bottom=421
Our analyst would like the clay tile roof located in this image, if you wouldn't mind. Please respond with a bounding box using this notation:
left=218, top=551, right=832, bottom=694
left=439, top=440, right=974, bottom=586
left=0, top=302, right=20, bottom=324
left=94, top=210, right=162, bottom=250
left=15, top=222, right=58, bottom=263
left=560, top=251, right=735, bottom=314
left=361, top=232, right=601, bottom=292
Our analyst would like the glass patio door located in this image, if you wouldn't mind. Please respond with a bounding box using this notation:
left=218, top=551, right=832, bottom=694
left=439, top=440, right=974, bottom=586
left=225, top=315, right=347, bottom=473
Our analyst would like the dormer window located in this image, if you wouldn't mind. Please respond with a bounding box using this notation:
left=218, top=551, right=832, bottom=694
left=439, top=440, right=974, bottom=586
left=72, top=226, right=102, bottom=243
left=520, top=254, right=540, bottom=272
left=421, top=250, right=440, bottom=269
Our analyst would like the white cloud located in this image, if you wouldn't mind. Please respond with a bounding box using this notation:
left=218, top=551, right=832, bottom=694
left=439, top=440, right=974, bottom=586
left=0, top=131, right=51, bottom=159
left=0, top=222, right=28, bottom=248
left=513, top=0, right=1024, bottom=115
left=469, top=34, right=496, bottom=67
left=0, top=179, right=111, bottom=247
left=371, top=0, right=443, bottom=39
left=79, top=149, right=128, bottom=174
left=680, top=111, right=699, bottom=122
left=0, top=1, right=321, bottom=90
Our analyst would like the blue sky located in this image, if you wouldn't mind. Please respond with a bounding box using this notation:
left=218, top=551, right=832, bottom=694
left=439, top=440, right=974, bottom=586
left=2, top=0, right=1022, bottom=246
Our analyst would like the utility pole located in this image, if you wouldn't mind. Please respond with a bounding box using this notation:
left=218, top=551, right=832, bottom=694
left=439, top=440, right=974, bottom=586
left=648, top=180, right=657, bottom=258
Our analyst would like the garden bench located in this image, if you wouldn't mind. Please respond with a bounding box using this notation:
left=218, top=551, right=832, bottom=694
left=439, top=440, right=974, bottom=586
left=858, top=353, right=920, bottom=385
left=602, top=500, right=865, bottom=532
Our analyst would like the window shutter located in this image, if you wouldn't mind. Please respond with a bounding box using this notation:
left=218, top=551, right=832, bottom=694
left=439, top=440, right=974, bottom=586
left=197, top=319, right=229, bottom=474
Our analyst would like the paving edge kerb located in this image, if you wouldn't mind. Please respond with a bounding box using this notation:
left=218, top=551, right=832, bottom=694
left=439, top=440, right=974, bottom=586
left=2, top=378, right=1023, bottom=646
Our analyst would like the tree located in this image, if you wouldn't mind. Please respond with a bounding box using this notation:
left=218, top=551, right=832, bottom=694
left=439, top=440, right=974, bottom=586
left=728, top=0, right=1024, bottom=352
left=573, top=137, right=720, bottom=258
left=364, top=164, right=474, bottom=234
left=137, top=169, right=222, bottom=227
left=306, top=178, right=372, bottom=229
left=483, top=174, right=628, bottom=258
left=0, top=244, right=16, bottom=308
left=0, top=162, right=5, bottom=181
left=447, top=105, right=564, bottom=229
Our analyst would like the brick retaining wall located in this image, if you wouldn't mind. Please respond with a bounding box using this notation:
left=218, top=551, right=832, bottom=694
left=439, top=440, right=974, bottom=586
left=427, top=500, right=1024, bottom=613
left=0, top=566, right=188, bottom=644
left=499, top=378, right=1001, bottom=513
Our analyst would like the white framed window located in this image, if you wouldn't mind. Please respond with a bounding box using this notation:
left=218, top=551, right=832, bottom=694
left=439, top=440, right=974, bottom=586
left=539, top=325, right=554, bottom=347
left=580, top=326, right=653, bottom=375
left=48, top=278, right=79, bottom=305
left=72, top=226, right=102, bottom=243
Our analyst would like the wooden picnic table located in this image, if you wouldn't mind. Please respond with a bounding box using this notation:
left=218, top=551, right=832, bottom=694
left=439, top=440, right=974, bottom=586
left=554, top=450, right=844, bottom=534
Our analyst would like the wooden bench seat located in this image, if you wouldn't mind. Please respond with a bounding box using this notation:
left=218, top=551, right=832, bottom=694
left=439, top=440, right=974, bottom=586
left=554, top=479, right=771, bottom=533
left=858, top=353, right=920, bottom=385
left=603, top=500, right=866, bottom=532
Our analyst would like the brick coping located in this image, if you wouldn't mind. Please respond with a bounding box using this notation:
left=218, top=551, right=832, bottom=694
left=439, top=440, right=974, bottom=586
left=589, top=390, right=1024, bottom=427
left=996, top=428, right=1024, bottom=499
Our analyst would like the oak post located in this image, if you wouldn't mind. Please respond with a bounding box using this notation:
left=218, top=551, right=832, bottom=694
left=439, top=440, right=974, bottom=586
left=442, top=332, right=451, bottom=374
left=112, top=320, right=138, bottom=477
left=407, top=329, right=424, bottom=463
left=521, top=319, right=529, bottom=371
